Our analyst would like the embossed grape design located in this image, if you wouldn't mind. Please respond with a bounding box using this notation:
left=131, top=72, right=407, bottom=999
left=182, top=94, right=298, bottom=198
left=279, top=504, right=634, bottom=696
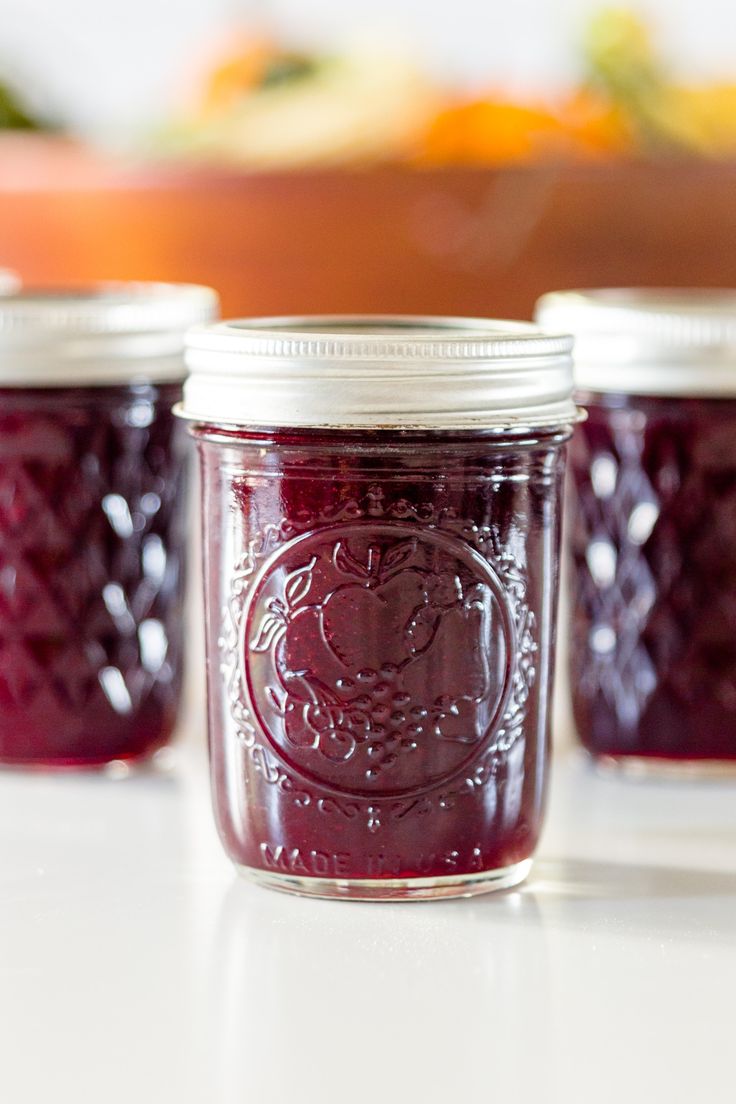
left=279, top=663, right=465, bottom=781
left=286, top=668, right=414, bottom=776
left=244, top=522, right=512, bottom=797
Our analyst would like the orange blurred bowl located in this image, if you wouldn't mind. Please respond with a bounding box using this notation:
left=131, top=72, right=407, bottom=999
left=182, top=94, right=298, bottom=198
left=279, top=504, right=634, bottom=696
left=2, top=133, right=736, bottom=319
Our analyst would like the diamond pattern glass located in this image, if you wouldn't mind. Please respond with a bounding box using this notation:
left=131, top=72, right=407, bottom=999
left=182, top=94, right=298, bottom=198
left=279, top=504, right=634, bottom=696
left=0, top=383, right=186, bottom=766
left=569, top=392, right=736, bottom=761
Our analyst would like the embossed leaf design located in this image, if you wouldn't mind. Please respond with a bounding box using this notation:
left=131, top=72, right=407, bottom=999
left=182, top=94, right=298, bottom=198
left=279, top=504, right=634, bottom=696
left=250, top=613, right=287, bottom=653
left=380, top=538, right=417, bottom=577
left=333, top=541, right=369, bottom=579
left=284, top=558, right=316, bottom=609
left=266, top=685, right=286, bottom=716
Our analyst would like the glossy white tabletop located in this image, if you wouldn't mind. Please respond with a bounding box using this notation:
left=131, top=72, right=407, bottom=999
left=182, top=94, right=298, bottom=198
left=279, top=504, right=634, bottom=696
left=2, top=726, right=735, bottom=1104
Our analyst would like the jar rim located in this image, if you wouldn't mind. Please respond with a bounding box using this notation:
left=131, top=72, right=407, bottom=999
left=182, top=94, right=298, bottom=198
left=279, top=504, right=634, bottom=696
left=0, top=282, right=219, bottom=387
left=182, top=314, right=576, bottom=430
left=187, top=314, right=573, bottom=361
left=535, top=288, right=736, bottom=397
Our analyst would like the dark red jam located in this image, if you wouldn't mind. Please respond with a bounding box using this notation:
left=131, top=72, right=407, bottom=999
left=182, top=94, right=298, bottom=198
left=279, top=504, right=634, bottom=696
left=0, top=383, right=186, bottom=767
left=569, top=392, right=736, bottom=762
left=195, top=425, right=568, bottom=887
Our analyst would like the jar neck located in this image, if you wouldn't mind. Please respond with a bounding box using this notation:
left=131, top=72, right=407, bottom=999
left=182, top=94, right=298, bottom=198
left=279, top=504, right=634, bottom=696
left=188, top=421, right=574, bottom=450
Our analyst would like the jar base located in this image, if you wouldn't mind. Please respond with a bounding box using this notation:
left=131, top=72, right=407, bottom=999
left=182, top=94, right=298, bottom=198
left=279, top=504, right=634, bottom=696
left=588, top=752, right=736, bottom=781
left=0, top=744, right=175, bottom=776
left=235, top=858, right=532, bottom=901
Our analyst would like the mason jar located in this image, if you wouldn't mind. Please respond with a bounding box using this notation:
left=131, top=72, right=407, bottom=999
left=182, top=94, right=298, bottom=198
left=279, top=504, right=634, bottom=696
left=182, top=316, right=576, bottom=899
left=0, top=283, right=218, bottom=767
left=537, top=289, right=736, bottom=772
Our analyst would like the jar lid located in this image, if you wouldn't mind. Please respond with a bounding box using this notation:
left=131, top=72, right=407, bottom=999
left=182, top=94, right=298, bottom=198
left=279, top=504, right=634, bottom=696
left=535, top=288, right=736, bottom=396
left=182, top=315, right=575, bottom=430
left=0, top=282, right=219, bottom=386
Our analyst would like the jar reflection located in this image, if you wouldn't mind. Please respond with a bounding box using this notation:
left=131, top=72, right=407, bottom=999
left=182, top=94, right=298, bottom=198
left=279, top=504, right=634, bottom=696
left=207, top=879, right=551, bottom=1104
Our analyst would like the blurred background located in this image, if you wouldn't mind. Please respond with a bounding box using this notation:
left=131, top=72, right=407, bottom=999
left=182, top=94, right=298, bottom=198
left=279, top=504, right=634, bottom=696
left=2, top=0, right=736, bottom=316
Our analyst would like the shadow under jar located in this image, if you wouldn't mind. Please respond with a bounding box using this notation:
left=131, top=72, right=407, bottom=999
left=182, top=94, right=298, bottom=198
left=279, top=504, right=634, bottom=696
left=0, top=283, right=218, bottom=767
left=537, top=289, right=736, bottom=773
left=183, top=316, right=576, bottom=899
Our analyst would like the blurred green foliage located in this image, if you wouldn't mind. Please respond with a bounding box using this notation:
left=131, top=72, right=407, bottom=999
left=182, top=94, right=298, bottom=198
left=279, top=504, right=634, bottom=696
left=0, top=80, right=45, bottom=130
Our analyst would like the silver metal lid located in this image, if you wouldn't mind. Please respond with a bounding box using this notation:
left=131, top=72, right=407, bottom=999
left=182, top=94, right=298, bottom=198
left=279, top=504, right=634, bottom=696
left=0, top=270, right=20, bottom=294
left=535, top=288, right=736, bottom=396
left=182, top=315, right=576, bottom=430
left=0, top=282, right=219, bottom=386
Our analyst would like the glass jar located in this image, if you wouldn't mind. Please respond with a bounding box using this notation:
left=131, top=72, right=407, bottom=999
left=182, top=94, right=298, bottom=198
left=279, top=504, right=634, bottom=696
left=0, top=283, right=218, bottom=767
left=182, top=316, right=575, bottom=899
left=536, top=289, right=736, bottom=771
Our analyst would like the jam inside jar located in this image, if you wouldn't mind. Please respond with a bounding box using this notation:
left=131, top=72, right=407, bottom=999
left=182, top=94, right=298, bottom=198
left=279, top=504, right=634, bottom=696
left=0, top=283, right=218, bottom=767
left=569, top=392, right=736, bottom=763
left=0, top=384, right=186, bottom=766
left=537, top=287, right=736, bottom=771
left=184, top=316, right=575, bottom=898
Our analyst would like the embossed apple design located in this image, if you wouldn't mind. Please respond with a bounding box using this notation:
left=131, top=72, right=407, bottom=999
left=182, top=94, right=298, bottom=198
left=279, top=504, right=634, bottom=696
left=320, top=538, right=451, bottom=671
left=249, top=532, right=501, bottom=788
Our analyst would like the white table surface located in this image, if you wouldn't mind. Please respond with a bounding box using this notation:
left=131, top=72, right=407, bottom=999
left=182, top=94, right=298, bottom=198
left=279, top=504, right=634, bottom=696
left=2, top=726, right=735, bottom=1104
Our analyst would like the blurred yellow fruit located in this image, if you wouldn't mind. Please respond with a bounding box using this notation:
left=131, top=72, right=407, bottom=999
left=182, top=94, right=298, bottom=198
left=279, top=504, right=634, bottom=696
left=558, top=89, right=633, bottom=156
left=421, top=100, right=568, bottom=164
left=585, top=8, right=736, bottom=155
left=153, top=12, right=736, bottom=167
left=199, top=35, right=276, bottom=118
left=420, top=91, right=633, bottom=164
